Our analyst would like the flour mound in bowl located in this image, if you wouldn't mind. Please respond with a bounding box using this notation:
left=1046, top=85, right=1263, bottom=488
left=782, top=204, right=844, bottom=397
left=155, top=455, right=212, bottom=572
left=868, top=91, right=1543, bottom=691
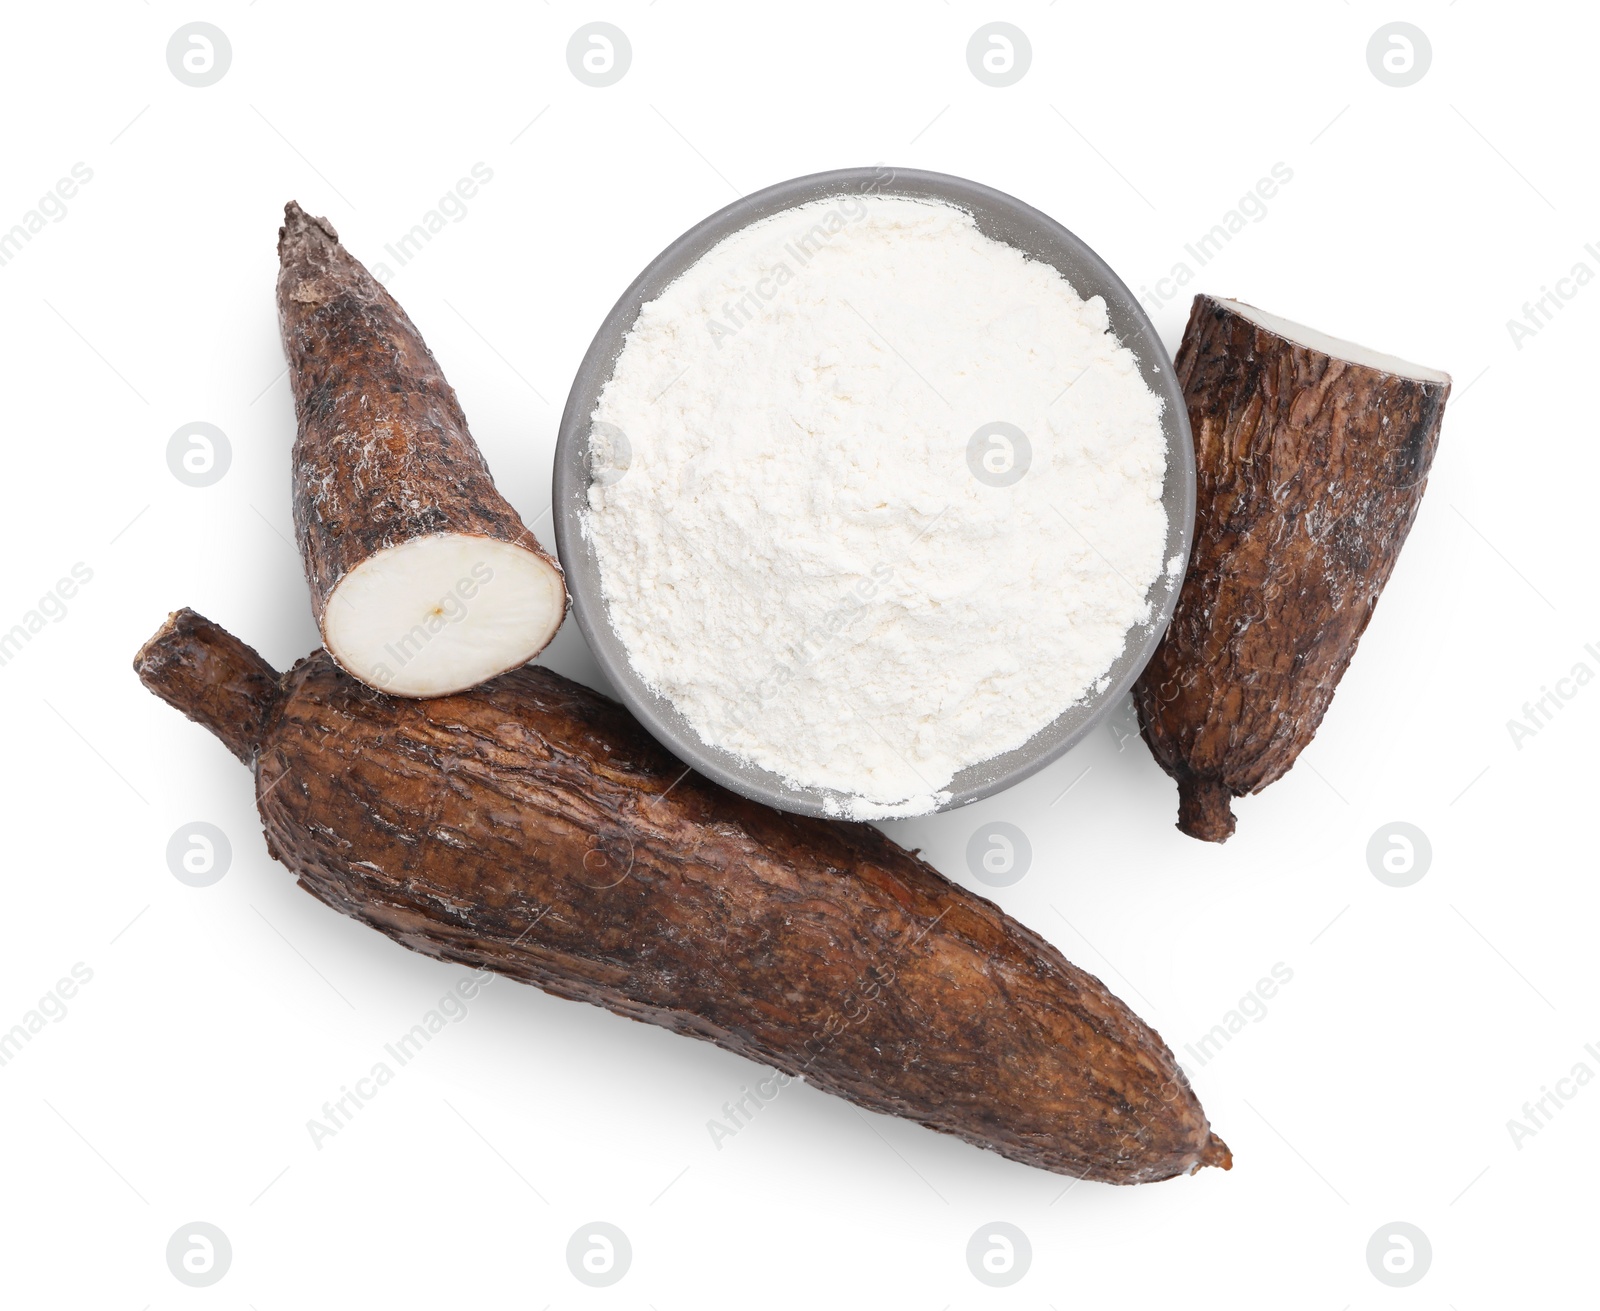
left=583, top=194, right=1167, bottom=817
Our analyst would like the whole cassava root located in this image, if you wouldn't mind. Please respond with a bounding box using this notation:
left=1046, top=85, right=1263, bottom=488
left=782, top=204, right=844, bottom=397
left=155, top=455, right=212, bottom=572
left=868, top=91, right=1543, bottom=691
left=277, top=201, right=566, bottom=698
left=1134, top=296, right=1450, bottom=842
left=135, top=609, right=1230, bottom=1184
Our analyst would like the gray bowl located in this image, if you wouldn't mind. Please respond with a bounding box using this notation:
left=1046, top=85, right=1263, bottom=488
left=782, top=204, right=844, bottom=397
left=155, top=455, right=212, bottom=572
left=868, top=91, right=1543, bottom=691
left=553, top=166, right=1195, bottom=819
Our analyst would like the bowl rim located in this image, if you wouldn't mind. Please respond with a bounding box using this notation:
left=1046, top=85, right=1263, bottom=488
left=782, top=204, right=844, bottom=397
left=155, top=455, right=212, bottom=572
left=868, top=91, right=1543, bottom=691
left=552, top=164, right=1195, bottom=819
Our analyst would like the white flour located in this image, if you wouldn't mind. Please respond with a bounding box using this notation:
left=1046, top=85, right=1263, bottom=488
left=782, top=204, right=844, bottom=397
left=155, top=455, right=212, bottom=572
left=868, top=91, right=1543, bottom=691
left=584, top=194, right=1168, bottom=817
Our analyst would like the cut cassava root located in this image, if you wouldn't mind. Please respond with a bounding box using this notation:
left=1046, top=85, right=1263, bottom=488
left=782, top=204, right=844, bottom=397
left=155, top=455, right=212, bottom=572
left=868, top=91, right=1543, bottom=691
left=135, top=608, right=1230, bottom=1185
left=277, top=201, right=565, bottom=697
left=1134, top=296, right=1450, bottom=842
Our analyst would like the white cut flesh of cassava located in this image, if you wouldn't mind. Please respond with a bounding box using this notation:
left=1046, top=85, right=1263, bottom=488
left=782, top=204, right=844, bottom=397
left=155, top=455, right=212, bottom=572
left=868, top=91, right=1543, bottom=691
left=323, top=534, right=567, bottom=697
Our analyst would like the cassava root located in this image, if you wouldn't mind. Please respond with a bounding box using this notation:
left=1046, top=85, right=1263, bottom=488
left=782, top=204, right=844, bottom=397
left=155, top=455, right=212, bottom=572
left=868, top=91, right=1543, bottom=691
left=136, top=607, right=1230, bottom=1184
left=1134, top=295, right=1450, bottom=841
left=277, top=201, right=566, bottom=698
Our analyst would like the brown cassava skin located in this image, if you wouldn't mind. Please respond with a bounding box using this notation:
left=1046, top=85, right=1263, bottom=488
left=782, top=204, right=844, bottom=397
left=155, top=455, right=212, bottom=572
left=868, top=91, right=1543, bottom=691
left=276, top=201, right=564, bottom=656
left=1134, top=296, right=1450, bottom=842
left=136, top=609, right=1230, bottom=1185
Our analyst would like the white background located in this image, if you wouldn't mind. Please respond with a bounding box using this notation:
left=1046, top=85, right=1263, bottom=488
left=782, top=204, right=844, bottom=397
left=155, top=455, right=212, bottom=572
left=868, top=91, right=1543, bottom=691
left=1, top=2, right=1595, bottom=1306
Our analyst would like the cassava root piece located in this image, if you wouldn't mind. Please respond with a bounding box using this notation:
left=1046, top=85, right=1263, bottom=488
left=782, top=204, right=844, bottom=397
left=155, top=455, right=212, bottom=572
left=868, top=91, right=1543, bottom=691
left=1135, top=295, right=1450, bottom=841
left=277, top=201, right=565, bottom=697
left=136, top=608, right=1230, bottom=1185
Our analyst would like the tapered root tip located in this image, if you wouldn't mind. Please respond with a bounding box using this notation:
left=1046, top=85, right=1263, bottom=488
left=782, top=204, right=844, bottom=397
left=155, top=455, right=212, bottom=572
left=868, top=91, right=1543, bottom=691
left=134, top=608, right=283, bottom=766
left=1176, top=776, right=1236, bottom=843
left=279, top=200, right=339, bottom=257
left=1199, top=1131, right=1233, bottom=1171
